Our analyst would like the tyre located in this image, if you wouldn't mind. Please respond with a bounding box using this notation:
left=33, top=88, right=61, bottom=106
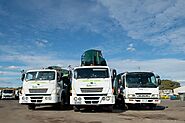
left=53, top=102, right=65, bottom=110
left=148, top=104, right=157, bottom=110
left=28, top=104, right=36, bottom=110
left=107, top=105, right=113, bottom=112
left=73, top=106, right=80, bottom=112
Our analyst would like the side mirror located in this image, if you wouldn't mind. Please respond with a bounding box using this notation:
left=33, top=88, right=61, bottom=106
left=156, top=75, right=161, bottom=85
left=111, top=69, right=117, bottom=79
left=158, top=79, right=161, bottom=85
left=57, top=73, right=63, bottom=82
left=21, top=74, right=25, bottom=81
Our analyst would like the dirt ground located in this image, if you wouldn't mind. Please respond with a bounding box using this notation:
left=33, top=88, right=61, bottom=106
left=0, top=99, right=185, bottom=123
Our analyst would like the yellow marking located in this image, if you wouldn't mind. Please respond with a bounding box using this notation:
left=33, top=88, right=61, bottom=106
left=31, top=81, right=48, bottom=84
left=80, top=80, right=102, bottom=82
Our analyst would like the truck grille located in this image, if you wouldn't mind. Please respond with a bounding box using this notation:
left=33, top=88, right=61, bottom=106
left=136, top=93, right=151, bottom=98
left=29, top=89, right=48, bottom=93
left=30, top=97, right=43, bottom=103
left=84, top=97, right=100, bottom=104
left=4, top=95, right=13, bottom=97
left=80, top=88, right=103, bottom=93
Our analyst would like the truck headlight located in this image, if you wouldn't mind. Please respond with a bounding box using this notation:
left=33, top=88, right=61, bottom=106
left=74, top=97, right=77, bottom=101
left=152, top=94, right=158, bottom=98
left=45, top=97, right=52, bottom=100
left=22, top=96, right=25, bottom=100
left=106, top=96, right=110, bottom=101
left=78, top=97, right=82, bottom=101
left=128, top=94, right=136, bottom=98
left=102, top=97, right=105, bottom=101
left=22, top=96, right=28, bottom=100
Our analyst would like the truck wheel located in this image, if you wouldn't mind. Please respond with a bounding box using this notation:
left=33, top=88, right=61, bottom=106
left=107, top=105, right=113, bottom=112
left=149, top=104, right=157, bottom=110
left=53, top=102, right=65, bottom=110
left=73, top=106, right=80, bottom=112
left=28, top=105, right=36, bottom=110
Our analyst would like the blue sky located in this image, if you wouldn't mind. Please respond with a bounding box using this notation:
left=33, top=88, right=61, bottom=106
left=0, top=0, right=185, bottom=87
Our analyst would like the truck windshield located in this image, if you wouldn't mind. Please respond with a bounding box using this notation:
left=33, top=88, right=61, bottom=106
left=3, top=90, right=14, bottom=93
left=26, top=71, right=55, bottom=81
left=126, top=72, right=157, bottom=88
left=74, top=68, right=109, bottom=79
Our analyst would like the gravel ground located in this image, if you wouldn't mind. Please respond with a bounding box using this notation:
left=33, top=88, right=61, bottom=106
left=0, top=99, right=185, bottom=123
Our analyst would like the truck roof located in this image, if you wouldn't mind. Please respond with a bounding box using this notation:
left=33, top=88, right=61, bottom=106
left=74, top=66, right=110, bottom=69
left=26, top=69, right=57, bottom=72
left=118, top=71, right=155, bottom=76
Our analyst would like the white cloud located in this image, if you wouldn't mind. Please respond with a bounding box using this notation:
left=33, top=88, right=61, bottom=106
left=1, top=53, right=185, bottom=86
left=0, top=78, right=22, bottom=87
left=6, top=66, right=21, bottom=70
left=100, top=0, right=185, bottom=53
left=0, top=71, right=20, bottom=76
left=0, top=54, right=79, bottom=69
left=108, top=58, right=185, bottom=85
left=0, top=78, right=9, bottom=81
left=35, top=39, right=49, bottom=48
left=127, top=43, right=136, bottom=52
left=15, top=0, right=114, bottom=35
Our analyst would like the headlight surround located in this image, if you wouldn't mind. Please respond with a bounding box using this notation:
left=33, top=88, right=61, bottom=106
left=22, top=96, right=25, bottom=100
left=45, top=96, right=52, bottom=100
left=102, top=97, right=106, bottom=101
left=22, top=96, right=28, bottom=100
left=74, top=97, right=77, bottom=101
left=106, top=96, right=110, bottom=101
left=78, top=97, right=82, bottom=101
left=152, top=94, right=159, bottom=98
left=128, top=94, right=136, bottom=98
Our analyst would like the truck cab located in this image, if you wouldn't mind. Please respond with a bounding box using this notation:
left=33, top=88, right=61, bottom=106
left=70, top=49, right=116, bottom=111
left=19, top=66, right=70, bottom=110
left=114, top=72, right=161, bottom=109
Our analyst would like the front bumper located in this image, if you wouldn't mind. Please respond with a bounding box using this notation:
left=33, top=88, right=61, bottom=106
left=2, top=95, right=15, bottom=99
left=70, top=95, right=115, bottom=105
left=125, top=98, right=161, bottom=104
left=19, top=94, right=60, bottom=104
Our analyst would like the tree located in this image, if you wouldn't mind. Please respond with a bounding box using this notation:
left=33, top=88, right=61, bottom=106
left=160, top=80, right=180, bottom=90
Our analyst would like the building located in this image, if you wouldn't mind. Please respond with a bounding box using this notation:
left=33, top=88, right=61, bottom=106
left=174, top=86, right=185, bottom=101
left=174, top=86, right=185, bottom=95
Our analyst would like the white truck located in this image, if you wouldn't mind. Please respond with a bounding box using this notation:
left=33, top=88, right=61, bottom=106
left=19, top=66, right=70, bottom=110
left=1, top=89, right=16, bottom=99
left=70, top=49, right=116, bottom=111
left=114, top=72, right=161, bottom=109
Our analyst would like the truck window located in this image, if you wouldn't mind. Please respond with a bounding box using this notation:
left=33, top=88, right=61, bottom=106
left=126, top=73, right=157, bottom=88
left=3, top=90, right=14, bottom=93
left=26, top=72, right=37, bottom=81
left=37, top=71, right=55, bottom=80
left=74, top=68, right=109, bottom=79
left=26, top=71, right=55, bottom=81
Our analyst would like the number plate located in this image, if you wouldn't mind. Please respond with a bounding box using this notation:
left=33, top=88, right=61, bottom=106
left=75, top=101, right=81, bottom=104
left=142, top=99, right=148, bottom=103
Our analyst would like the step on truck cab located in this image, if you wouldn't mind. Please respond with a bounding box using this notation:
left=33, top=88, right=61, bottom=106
left=70, top=49, right=116, bottom=111
left=114, top=72, right=161, bottom=109
left=19, top=66, right=71, bottom=110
